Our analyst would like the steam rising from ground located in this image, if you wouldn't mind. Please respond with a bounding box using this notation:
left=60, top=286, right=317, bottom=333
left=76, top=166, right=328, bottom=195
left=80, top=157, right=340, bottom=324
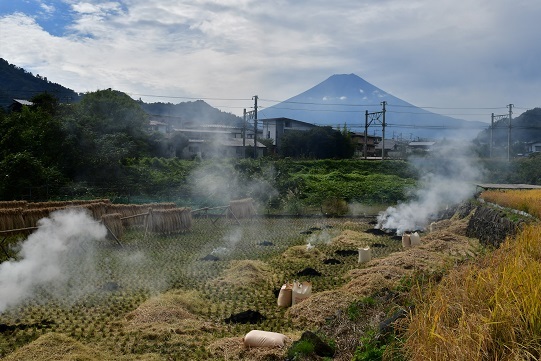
left=187, top=161, right=278, bottom=207
left=211, top=228, right=243, bottom=256
left=0, top=209, right=107, bottom=313
left=377, top=141, right=482, bottom=233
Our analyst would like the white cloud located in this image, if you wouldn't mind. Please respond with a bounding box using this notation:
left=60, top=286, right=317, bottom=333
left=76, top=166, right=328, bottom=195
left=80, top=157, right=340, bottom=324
left=0, top=0, right=539, bottom=121
left=39, top=2, right=56, bottom=15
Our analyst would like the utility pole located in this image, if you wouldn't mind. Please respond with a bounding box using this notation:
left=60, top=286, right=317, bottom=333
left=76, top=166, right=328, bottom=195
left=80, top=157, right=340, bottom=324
left=364, top=101, right=386, bottom=159
left=507, top=104, right=513, bottom=161
left=491, top=111, right=508, bottom=159
left=490, top=113, right=494, bottom=159
left=253, top=95, right=258, bottom=159
left=381, top=101, right=386, bottom=160
left=243, top=108, right=247, bottom=156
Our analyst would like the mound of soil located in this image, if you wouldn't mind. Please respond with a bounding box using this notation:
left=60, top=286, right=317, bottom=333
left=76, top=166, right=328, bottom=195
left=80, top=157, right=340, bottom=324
left=258, top=241, right=274, bottom=246
left=282, top=245, right=323, bottom=261
left=200, top=254, right=220, bottom=261
left=286, top=290, right=357, bottom=327
left=224, top=310, right=266, bottom=324
left=335, top=249, right=358, bottom=257
left=323, top=258, right=342, bottom=265
left=297, top=267, right=322, bottom=276
left=212, top=260, right=272, bottom=287
left=2, top=332, right=111, bottom=361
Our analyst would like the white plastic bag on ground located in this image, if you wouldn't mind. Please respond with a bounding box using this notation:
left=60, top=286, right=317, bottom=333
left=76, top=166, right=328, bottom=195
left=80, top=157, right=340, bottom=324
left=243, top=330, right=288, bottom=347
left=402, top=234, right=411, bottom=248
left=358, top=247, right=372, bottom=263
left=410, top=232, right=421, bottom=246
left=292, top=281, right=312, bottom=305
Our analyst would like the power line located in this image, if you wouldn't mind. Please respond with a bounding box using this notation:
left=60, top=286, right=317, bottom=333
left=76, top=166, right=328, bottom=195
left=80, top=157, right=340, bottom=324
left=127, top=93, right=251, bottom=102
left=388, top=104, right=508, bottom=110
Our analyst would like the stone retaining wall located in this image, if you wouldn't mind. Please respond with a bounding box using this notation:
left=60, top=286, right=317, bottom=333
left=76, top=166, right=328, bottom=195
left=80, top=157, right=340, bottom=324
left=466, top=204, right=524, bottom=248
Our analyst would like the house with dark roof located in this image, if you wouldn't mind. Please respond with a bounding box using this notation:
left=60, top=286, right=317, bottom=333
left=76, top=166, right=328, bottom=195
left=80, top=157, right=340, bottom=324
left=9, top=99, right=33, bottom=112
left=174, top=124, right=264, bottom=159
left=261, top=117, right=317, bottom=151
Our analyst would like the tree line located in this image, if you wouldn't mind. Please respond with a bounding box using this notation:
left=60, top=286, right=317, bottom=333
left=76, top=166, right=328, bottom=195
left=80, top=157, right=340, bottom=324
left=0, top=90, right=356, bottom=201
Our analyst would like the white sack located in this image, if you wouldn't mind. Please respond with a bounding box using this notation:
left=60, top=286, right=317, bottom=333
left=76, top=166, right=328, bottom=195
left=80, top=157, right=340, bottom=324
left=243, top=330, right=288, bottom=347
left=277, top=282, right=293, bottom=307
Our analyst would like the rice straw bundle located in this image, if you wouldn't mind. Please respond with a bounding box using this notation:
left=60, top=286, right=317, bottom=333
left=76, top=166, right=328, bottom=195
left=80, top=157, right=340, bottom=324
left=101, top=213, right=124, bottom=240
left=146, top=208, right=192, bottom=235
left=106, top=204, right=145, bottom=228
left=227, top=198, right=257, bottom=219
left=105, top=203, right=176, bottom=228
left=82, top=202, right=108, bottom=220
left=27, top=201, right=74, bottom=209
left=0, top=208, right=26, bottom=231
left=26, top=199, right=111, bottom=210
left=144, top=202, right=176, bottom=210
left=22, top=207, right=63, bottom=228
left=0, top=200, right=27, bottom=209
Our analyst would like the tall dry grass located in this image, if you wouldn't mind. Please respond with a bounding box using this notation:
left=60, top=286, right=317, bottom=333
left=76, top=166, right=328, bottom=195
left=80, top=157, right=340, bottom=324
left=404, top=223, right=541, bottom=360
left=481, top=189, right=541, bottom=218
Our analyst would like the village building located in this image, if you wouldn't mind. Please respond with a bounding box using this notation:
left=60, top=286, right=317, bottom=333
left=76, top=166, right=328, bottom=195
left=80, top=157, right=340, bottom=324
left=261, top=117, right=318, bottom=151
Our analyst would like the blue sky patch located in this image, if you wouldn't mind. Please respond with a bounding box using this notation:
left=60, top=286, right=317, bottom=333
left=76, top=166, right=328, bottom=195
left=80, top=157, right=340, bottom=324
left=0, top=0, right=73, bottom=36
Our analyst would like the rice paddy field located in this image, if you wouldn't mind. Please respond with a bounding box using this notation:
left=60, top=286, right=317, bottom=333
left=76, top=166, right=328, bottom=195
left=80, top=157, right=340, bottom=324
left=0, top=212, right=409, bottom=360
left=480, top=189, right=541, bottom=218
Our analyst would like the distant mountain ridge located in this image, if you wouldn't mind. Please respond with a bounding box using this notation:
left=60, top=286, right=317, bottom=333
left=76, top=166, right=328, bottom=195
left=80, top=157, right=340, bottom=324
left=259, top=74, right=487, bottom=139
left=0, top=58, right=242, bottom=127
left=476, top=107, right=541, bottom=144
left=0, top=58, right=80, bottom=109
left=140, top=100, right=242, bottom=128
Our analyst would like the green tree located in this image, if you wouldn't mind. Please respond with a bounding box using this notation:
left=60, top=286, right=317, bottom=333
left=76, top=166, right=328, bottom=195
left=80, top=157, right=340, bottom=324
left=62, top=89, right=151, bottom=184
left=0, top=102, right=67, bottom=199
left=279, top=126, right=355, bottom=159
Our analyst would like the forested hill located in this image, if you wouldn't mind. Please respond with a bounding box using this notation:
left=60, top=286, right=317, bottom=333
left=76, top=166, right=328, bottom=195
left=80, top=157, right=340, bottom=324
left=140, top=100, right=243, bottom=128
left=476, top=107, right=541, bottom=144
left=1, top=58, right=242, bottom=127
left=0, top=58, right=80, bottom=110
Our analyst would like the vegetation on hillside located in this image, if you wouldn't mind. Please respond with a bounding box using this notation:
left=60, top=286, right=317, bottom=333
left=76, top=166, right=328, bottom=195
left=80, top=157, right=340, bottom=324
left=140, top=99, right=243, bottom=128
left=0, top=90, right=416, bottom=207
left=0, top=58, right=79, bottom=110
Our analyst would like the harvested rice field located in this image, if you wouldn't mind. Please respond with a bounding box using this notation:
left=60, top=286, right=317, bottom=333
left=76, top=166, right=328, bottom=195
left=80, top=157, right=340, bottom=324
left=0, top=214, right=478, bottom=360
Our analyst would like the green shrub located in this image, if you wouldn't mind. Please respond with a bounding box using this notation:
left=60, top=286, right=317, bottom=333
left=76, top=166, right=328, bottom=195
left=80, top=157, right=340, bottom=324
left=287, top=339, right=315, bottom=359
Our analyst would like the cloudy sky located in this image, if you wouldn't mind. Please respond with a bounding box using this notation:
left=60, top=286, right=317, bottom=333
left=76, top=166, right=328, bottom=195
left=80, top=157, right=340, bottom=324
left=0, top=0, right=539, bottom=122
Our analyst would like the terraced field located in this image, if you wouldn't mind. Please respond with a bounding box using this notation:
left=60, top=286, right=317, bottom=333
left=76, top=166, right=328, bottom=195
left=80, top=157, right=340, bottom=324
left=0, top=215, right=405, bottom=360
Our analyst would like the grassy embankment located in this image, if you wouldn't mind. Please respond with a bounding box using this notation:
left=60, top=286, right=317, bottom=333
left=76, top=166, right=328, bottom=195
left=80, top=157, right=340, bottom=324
left=404, top=190, right=541, bottom=360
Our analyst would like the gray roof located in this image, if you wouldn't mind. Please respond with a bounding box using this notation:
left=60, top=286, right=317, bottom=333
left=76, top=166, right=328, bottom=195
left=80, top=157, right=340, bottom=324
left=375, top=139, right=397, bottom=150
left=409, top=141, right=436, bottom=146
left=13, top=99, right=33, bottom=106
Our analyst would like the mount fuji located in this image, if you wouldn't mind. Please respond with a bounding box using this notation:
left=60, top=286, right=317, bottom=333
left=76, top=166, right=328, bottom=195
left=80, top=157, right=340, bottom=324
left=258, top=74, right=486, bottom=140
